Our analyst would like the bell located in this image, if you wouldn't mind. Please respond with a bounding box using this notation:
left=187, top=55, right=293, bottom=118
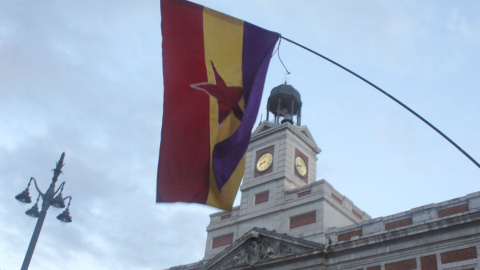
left=281, top=113, right=293, bottom=125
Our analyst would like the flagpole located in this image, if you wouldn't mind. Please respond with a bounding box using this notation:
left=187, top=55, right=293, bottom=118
left=280, top=35, right=480, bottom=170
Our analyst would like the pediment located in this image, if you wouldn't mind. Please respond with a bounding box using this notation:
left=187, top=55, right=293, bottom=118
left=201, top=228, right=323, bottom=270
left=251, top=121, right=277, bottom=136
left=293, top=126, right=320, bottom=153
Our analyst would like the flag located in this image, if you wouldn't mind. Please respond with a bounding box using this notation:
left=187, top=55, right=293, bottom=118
left=157, top=0, right=280, bottom=210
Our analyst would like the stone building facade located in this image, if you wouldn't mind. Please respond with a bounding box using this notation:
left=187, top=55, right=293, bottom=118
left=167, top=85, right=480, bottom=270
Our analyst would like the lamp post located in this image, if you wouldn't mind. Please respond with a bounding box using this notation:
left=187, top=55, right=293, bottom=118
left=15, top=152, right=73, bottom=270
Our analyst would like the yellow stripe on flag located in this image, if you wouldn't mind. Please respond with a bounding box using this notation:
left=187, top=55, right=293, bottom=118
left=203, top=7, right=246, bottom=209
left=203, top=7, right=243, bottom=86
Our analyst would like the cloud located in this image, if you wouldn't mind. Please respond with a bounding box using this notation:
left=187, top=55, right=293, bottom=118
left=0, top=1, right=479, bottom=270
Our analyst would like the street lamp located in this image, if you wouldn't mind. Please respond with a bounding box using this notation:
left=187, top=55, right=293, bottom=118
left=15, top=152, right=73, bottom=270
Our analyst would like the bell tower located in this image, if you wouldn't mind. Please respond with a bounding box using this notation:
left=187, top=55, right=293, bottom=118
left=266, top=83, right=303, bottom=125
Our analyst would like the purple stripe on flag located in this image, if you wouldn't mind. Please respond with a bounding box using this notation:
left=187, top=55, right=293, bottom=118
left=212, top=23, right=279, bottom=190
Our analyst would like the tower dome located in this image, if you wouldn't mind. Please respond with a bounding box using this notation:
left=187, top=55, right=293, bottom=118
left=266, top=84, right=302, bottom=126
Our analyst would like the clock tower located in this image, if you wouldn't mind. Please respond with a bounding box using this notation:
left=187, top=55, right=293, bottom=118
left=239, top=84, right=321, bottom=214
left=203, top=84, right=370, bottom=259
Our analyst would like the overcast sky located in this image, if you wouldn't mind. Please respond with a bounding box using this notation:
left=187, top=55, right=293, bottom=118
left=1, top=1, right=479, bottom=269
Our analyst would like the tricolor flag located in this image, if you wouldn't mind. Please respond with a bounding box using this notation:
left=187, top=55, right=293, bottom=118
left=157, top=0, right=279, bottom=210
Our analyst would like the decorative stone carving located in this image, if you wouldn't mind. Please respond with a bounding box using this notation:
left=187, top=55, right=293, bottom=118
left=220, top=236, right=303, bottom=269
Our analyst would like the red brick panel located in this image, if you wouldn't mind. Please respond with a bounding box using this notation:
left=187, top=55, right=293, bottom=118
left=437, top=203, right=469, bottom=218
left=338, top=229, right=363, bottom=242
left=385, top=217, right=413, bottom=230
left=420, top=254, right=437, bottom=270
left=255, top=191, right=269, bottom=205
left=290, top=211, right=316, bottom=229
left=211, top=233, right=234, bottom=249
left=352, top=209, right=362, bottom=220
left=440, top=247, right=477, bottom=264
left=331, top=193, right=342, bottom=204
left=385, top=258, right=416, bottom=270
left=220, top=214, right=231, bottom=220
left=366, top=266, right=381, bottom=270
left=254, top=145, right=275, bottom=178
left=297, top=189, right=311, bottom=198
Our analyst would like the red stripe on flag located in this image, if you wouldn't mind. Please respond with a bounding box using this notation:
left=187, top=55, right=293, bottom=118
left=157, top=0, right=210, bottom=204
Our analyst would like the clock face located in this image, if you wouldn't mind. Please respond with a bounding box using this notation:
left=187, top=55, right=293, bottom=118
left=256, top=152, right=273, bottom=172
left=295, top=155, right=307, bottom=177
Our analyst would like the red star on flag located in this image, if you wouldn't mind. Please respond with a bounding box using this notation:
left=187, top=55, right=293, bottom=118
left=191, top=62, right=245, bottom=125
